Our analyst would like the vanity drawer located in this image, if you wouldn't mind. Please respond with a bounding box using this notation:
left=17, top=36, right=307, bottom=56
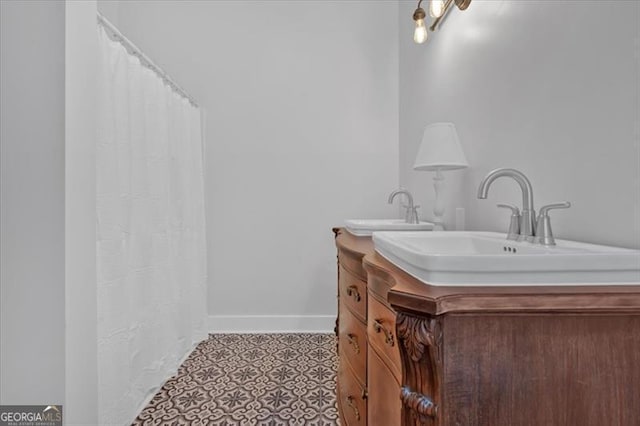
left=338, top=248, right=367, bottom=281
left=340, top=266, right=367, bottom=322
left=368, top=347, right=401, bottom=426
left=339, top=303, right=367, bottom=382
left=338, top=358, right=367, bottom=426
left=367, top=292, right=401, bottom=382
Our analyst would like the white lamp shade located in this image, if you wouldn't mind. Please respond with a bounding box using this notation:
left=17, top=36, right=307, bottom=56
left=413, top=122, right=469, bottom=171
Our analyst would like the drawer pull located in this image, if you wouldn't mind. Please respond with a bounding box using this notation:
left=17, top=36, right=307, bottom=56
left=346, top=396, right=361, bottom=421
left=346, top=333, right=360, bottom=354
left=373, top=319, right=395, bottom=347
left=346, top=285, right=361, bottom=302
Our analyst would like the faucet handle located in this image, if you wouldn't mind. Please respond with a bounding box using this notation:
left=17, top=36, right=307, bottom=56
left=535, top=202, right=571, bottom=246
left=402, top=203, right=420, bottom=209
left=539, top=202, right=571, bottom=216
left=497, top=203, right=520, bottom=215
left=497, top=204, right=520, bottom=241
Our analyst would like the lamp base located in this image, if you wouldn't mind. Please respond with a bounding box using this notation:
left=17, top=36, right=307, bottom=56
left=432, top=169, right=446, bottom=231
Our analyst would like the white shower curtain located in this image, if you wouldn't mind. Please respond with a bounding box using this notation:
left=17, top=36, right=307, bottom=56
left=96, top=25, right=207, bottom=425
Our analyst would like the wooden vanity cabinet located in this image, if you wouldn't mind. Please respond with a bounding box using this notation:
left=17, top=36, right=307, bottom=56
left=335, top=227, right=640, bottom=425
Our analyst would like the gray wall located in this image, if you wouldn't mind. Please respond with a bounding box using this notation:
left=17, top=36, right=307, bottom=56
left=1, top=0, right=66, bottom=404
left=99, top=0, right=400, bottom=331
left=65, top=1, right=99, bottom=424
left=399, top=0, right=640, bottom=249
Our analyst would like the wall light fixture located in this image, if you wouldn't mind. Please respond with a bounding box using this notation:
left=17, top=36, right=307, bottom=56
left=412, top=0, right=472, bottom=44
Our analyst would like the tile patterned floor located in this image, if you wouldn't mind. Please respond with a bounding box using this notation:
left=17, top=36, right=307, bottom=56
left=133, top=333, right=339, bottom=425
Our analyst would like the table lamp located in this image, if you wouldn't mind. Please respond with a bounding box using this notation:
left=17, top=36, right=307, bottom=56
left=413, top=122, right=469, bottom=231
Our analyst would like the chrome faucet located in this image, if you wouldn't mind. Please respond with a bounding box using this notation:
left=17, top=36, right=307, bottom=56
left=388, top=188, right=420, bottom=224
left=477, top=168, right=536, bottom=242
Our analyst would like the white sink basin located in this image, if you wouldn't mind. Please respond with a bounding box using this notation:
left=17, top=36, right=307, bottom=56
left=373, top=231, right=640, bottom=286
left=345, top=219, right=434, bottom=237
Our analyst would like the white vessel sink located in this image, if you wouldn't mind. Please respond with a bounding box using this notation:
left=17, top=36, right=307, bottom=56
left=373, top=231, right=640, bottom=286
left=345, top=219, right=434, bottom=237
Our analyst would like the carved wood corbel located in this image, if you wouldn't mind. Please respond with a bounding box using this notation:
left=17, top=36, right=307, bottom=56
left=396, top=312, right=443, bottom=426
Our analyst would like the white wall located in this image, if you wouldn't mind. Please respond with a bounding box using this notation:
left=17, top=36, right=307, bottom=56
left=0, top=0, right=66, bottom=404
left=98, top=0, right=400, bottom=331
left=399, top=0, right=640, bottom=249
left=65, top=1, right=98, bottom=424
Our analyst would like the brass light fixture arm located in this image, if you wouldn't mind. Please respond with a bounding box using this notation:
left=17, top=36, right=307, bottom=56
left=429, top=0, right=471, bottom=32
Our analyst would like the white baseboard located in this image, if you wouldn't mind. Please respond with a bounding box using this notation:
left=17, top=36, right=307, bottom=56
left=208, top=314, right=336, bottom=334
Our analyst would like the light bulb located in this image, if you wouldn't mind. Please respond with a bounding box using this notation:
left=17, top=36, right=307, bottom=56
left=413, top=18, right=428, bottom=44
left=429, top=0, right=445, bottom=18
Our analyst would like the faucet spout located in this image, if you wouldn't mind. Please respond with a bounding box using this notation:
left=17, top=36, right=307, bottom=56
left=388, top=188, right=414, bottom=207
left=388, top=188, right=419, bottom=224
left=477, top=168, right=536, bottom=240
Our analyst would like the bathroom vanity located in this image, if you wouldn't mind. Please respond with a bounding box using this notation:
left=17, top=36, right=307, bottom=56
left=334, top=228, right=640, bottom=426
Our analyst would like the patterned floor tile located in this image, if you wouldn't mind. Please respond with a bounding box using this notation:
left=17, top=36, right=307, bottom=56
left=132, top=333, right=339, bottom=425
